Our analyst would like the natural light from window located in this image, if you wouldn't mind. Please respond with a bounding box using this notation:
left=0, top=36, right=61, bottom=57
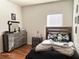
left=47, top=13, right=63, bottom=27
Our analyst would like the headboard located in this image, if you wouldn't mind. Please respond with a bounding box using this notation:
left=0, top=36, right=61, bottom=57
left=46, top=27, right=72, bottom=41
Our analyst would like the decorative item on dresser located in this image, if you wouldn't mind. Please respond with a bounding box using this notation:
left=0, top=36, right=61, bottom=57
left=32, top=37, right=43, bottom=48
left=7, top=21, right=20, bottom=33
left=3, top=30, right=27, bottom=52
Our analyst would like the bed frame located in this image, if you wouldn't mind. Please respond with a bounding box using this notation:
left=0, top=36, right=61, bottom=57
left=46, top=27, right=72, bottom=41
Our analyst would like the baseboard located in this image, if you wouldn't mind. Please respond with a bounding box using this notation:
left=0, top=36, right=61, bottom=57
left=27, top=43, right=32, bottom=45
left=0, top=50, right=3, bottom=53
left=27, top=44, right=32, bottom=46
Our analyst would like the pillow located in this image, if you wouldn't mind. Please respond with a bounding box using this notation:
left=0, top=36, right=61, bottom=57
left=35, top=40, right=52, bottom=52
left=47, top=32, right=70, bottom=42
left=57, top=33, right=70, bottom=42
left=47, top=33, right=58, bottom=42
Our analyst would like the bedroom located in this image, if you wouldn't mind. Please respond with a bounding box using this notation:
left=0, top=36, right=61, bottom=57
left=0, top=0, right=79, bottom=59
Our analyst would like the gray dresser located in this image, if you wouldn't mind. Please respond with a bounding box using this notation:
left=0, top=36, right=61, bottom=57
left=3, top=31, right=27, bottom=52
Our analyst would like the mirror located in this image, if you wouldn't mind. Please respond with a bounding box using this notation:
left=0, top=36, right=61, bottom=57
left=8, top=21, right=20, bottom=33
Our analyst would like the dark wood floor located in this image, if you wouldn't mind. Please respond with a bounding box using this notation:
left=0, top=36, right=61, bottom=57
left=0, top=45, right=32, bottom=59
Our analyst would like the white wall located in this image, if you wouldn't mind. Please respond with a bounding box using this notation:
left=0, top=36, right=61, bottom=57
left=73, top=0, right=79, bottom=54
left=22, top=0, right=73, bottom=44
left=0, top=0, right=22, bottom=52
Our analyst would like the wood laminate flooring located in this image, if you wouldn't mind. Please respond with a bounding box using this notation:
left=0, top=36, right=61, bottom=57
left=0, top=45, right=32, bottom=59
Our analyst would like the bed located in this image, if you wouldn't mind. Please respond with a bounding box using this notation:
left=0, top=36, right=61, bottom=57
left=25, top=27, right=79, bottom=59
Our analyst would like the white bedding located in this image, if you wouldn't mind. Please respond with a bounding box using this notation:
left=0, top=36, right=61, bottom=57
left=52, top=45, right=75, bottom=56
left=35, top=39, right=75, bottom=56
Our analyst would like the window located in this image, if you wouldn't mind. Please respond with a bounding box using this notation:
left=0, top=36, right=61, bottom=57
left=47, top=14, right=63, bottom=27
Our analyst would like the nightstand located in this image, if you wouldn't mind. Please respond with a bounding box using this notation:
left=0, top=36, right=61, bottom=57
left=32, top=37, right=43, bottom=48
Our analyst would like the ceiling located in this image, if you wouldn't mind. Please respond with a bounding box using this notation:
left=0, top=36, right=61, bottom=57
left=8, top=0, right=63, bottom=6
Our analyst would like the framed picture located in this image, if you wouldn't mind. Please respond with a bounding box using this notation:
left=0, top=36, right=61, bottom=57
left=75, top=26, right=77, bottom=34
left=77, top=16, right=79, bottom=24
left=75, top=16, right=79, bottom=24
left=11, top=13, right=16, bottom=20
left=75, top=16, right=77, bottom=24
left=76, top=5, right=78, bottom=13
